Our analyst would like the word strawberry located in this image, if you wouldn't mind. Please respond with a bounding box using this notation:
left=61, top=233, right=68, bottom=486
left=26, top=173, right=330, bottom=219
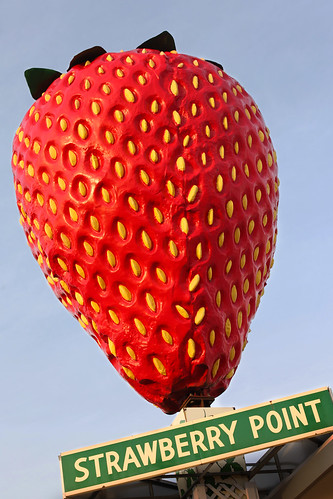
left=12, top=32, right=279, bottom=414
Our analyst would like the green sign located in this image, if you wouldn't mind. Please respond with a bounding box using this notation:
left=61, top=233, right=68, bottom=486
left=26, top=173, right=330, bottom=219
left=59, top=387, right=333, bottom=497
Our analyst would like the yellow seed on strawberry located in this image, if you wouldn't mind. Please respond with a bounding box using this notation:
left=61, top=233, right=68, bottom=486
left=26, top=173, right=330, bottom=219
left=226, top=200, right=234, bottom=218
left=175, top=305, right=189, bottom=318
left=173, top=110, right=181, bottom=125
left=97, top=275, right=106, bottom=290
left=60, top=280, right=69, bottom=293
left=128, top=141, right=136, bottom=155
left=142, top=230, right=152, bottom=249
left=90, top=216, right=100, bottom=232
left=162, top=329, right=173, bottom=345
left=153, top=357, right=166, bottom=376
left=37, top=193, right=44, bottom=206
left=153, top=207, right=163, bottom=223
left=107, top=250, right=116, bottom=267
left=44, top=223, right=53, bottom=239
left=187, top=339, right=196, bottom=359
left=156, top=268, right=167, bottom=283
left=151, top=100, right=159, bottom=113
left=189, top=274, right=200, bottom=292
left=78, top=182, right=87, bottom=196
left=117, top=221, right=126, bottom=239
left=75, top=291, right=83, bottom=304
left=258, top=130, right=265, bottom=142
left=126, top=346, right=136, bottom=360
left=146, top=293, right=156, bottom=312
left=75, top=264, right=85, bottom=278
left=150, top=149, right=159, bottom=162
left=102, top=84, right=111, bottom=95
left=49, top=146, right=57, bottom=159
left=128, top=196, right=138, bottom=211
left=188, top=185, right=199, bottom=202
left=253, top=246, right=260, bottom=261
left=257, top=159, right=263, bottom=173
left=134, top=318, right=146, bottom=335
left=209, top=97, right=215, bottom=108
left=207, top=208, right=214, bottom=226
left=115, top=161, right=125, bottom=178
left=124, top=88, right=135, bottom=103
left=130, top=259, right=141, bottom=277
left=49, top=198, right=57, bottom=214
left=176, top=156, right=185, bottom=171
left=225, top=318, right=232, bottom=337
left=169, top=240, right=178, bottom=257
left=212, top=359, right=220, bottom=378
left=180, top=217, right=189, bottom=234
left=195, top=307, right=205, bottom=325
left=216, top=291, right=222, bottom=307
left=68, top=207, right=78, bottom=222
left=140, top=169, right=150, bottom=185
left=68, top=150, right=77, bottom=166
left=218, top=232, right=225, bottom=248
left=78, top=123, right=88, bottom=139
left=123, top=367, right=135, bottom=380
left=231, top=285, right=237, bottom=303
left=114, top=110, right=124, bottom=122
left=42, top=172, right=50, bottom=184
left=170, top=80, right=179, bottom=96
left=192, top=75, right=199, bottom=89
left=58, top=177, right=66, bottom=190
left=196, top=242, right=202, bottom=259
left=109, top=310, right=120, bottom=324
left=108, top=338, right=116, bottom=355
left=166, top=180, right=175, bottom=196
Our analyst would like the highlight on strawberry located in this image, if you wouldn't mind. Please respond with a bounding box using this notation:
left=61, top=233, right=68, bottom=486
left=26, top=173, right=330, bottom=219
left=12, top=31, right=279, bottom=413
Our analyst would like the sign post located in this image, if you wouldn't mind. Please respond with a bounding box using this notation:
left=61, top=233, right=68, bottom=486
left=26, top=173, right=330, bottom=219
left=172, top=406, right=248, bottom=498
left=59, top=387, right=333, bottom=497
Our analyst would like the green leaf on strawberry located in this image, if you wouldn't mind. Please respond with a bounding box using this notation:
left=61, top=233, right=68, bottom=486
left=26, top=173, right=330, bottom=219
left=24, top=68, right=62, bottom=100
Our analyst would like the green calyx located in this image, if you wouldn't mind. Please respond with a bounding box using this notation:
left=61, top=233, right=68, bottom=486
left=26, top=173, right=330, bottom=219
left=24, top=68, right=62, bottom=100
left=24, top=31, right=222, bottom=100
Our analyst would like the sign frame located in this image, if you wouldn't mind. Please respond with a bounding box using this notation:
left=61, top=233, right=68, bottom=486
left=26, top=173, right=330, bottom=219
left=59, top=387, right=333, bottom=497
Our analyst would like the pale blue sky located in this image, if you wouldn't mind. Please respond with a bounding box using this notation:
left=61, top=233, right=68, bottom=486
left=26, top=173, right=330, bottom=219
left=1, top=1, right=332, bottom=497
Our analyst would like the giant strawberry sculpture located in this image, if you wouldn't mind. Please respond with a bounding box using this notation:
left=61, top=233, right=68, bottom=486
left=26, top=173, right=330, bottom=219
left=12, top=32, right=278, bottom=413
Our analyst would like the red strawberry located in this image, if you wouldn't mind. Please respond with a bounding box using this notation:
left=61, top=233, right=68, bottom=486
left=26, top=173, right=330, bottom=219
left=12, top=32, right=278, bottom=414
